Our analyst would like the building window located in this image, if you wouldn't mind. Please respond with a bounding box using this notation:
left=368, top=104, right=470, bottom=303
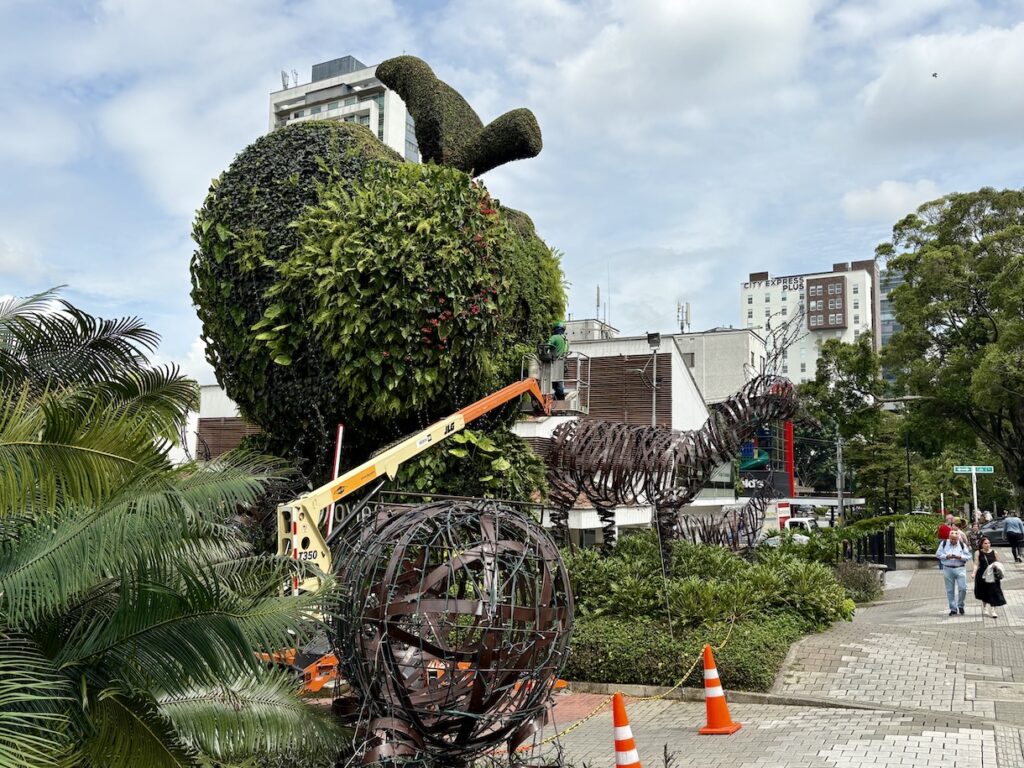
left=310, top=105, right=322, bottom=114
left=764, top=307, right=770, bottom=317
left=683, top=352, right=695, bottom=368
left=765, top=294, right=770, bottom=302
left=828, top=298, right=835, bottom=310
left=810, top=315, right=818, bottom=327
left=292, top=110, right=303, bottom=118
left=747, top=295, right=752, bottom=304
left=750, top=352, right=755, bottom=367
left=747, top=309, right=753, bottom=319
left=836, top=299, right=842, bottom=309
left=782, top=364, right=788, bottom=374
left=328, top=101, right=339, bottom=110
left=854, top=314, right=860, bottom=324
left=853, top=285, right=859, bottom=294
left=781, top=307, right=787, bottom=315
left=781, top=292, right=787, bottom=301
left=800, top=362, right=806, bottom=373
left=345, top=96, right=357, bottom=106
left=853, top=299, right=859, bottom=309
left=828, top=284, right=836, bottom=294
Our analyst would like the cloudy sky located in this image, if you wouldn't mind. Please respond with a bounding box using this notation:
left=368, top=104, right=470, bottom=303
left=3, top=0, right=1024, bottom=383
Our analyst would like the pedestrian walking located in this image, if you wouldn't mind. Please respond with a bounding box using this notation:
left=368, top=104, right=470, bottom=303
left=1002, top=512, right=1024, bottom=563
left=966, top=521, right=982, bottom=551
left=971, top=536, right=1006, bottom=619
left=937, top=513, right=955, bottom=541
left=936, top=530, right=971, bottom=616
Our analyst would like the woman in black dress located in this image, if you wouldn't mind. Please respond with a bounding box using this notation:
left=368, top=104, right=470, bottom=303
left=972, top=536, right=1007, bottom=619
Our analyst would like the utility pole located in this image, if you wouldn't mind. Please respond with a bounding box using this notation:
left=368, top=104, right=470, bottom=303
left=835, top=434, right=844, bottom=528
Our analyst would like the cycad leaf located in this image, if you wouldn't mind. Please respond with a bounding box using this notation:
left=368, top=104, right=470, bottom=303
left=158, top=672, right=344, bottom=764
left=0, top=634, right=76, bottom=768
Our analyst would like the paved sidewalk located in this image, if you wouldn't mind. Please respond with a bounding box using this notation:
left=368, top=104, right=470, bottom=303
left=535, top=558, right=1024, bottom=767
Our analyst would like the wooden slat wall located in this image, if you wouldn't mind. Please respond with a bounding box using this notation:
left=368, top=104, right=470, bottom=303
left=579, top=353, right=672, bottom=427
left=197, top=417, right=262, bottom=459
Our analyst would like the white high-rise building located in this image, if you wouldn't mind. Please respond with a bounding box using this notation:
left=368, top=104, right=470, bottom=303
left=268, top=55, right=419, bottom=161
left=740, top=260, right=881, bottom=384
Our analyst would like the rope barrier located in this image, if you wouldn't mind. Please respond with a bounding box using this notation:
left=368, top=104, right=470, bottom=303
left=488, top=616, right=739, bottom=755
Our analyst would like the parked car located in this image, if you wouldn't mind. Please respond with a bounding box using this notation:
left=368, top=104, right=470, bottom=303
left=761, top=533, right=810, bottom=548
left=981, top=518, right=1009, bottom=547
left=784, top=517, right=820, bottom=533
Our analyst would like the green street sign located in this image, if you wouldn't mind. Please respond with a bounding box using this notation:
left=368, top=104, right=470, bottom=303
left=954, top=466, right=972, bottom=473
left=953, top=465, right=994, bottom=474
left=975, top=466, right=994, bottom=473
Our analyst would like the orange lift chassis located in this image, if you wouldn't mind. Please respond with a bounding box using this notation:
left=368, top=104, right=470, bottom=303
left=276, top=378, right=551, bottom=593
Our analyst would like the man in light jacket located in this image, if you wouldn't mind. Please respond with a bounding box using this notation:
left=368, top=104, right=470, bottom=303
left=936, top=530, right=971, bottom=616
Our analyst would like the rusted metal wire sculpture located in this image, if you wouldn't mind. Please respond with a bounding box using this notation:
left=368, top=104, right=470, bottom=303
left=547, top=375, right=798, bottom=557
left=333, top=500, right=573, bottom=766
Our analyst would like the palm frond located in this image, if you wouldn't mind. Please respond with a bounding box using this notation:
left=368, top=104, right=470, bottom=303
left=0, top=633, right=75, bottom=768
left=0, top=455, right=284, bottom=625
left=0, top=294, right=160, bottom=394
left=157, top=672, right=344, bottom=765
left=0, top=384, right=171, bottom=517
left=80, top=688, right=193, bottom=768
left=54, top=365, right=199, bottom=445
left=54, top=561, right=332, bottom=696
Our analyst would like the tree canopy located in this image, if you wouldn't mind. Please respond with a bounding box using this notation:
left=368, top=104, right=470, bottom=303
left=881, top=187, right=1024, bottom=496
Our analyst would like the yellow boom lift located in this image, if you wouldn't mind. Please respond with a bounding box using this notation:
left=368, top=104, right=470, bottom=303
left=276, top=377, right=552, bottom=592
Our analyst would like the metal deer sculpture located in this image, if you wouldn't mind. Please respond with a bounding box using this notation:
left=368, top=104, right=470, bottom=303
left=546, top=375, right=798, bottom=558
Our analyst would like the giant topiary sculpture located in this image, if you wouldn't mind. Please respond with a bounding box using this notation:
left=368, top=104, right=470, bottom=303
left=191, top=57, right=563, bottom=481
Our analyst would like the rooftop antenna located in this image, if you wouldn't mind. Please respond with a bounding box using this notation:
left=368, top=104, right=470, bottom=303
left=606, top=263, right=611, bottom=327
left=291, top=69, right=299, bottom=87
left=596, top=285, right=601, bottom=321
left=280, top=70, right=289, bottom=89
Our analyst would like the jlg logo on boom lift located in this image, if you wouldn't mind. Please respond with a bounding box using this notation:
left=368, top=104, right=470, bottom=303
left=444, top=422, right=457, bottom=436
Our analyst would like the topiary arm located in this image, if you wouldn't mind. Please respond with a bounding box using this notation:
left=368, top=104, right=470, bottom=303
left=376, top=56, right=483, bottom=167
left=376, top=56, right=543, bottom=176
left=451, top=108, right=543, bottom=177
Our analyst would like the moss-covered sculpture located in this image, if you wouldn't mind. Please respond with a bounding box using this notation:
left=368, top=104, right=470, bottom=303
left=190, top=58, right=563, bottom=480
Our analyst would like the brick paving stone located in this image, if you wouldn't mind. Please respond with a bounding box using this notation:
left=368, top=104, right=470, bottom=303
left=539, top=561, right=1024, bottom=766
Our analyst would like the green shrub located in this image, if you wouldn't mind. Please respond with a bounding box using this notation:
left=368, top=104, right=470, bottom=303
left=565, top=615, right=804, bottom=692
left=833, top=561, right=884, bottom=603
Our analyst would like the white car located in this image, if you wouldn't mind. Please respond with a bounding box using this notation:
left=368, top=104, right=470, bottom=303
left=784, top=517, right=820, bottom=532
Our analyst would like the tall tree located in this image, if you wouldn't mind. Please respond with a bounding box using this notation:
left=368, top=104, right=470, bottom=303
left=0, top=292, right=339, bottom=768
left=881, top=187, right=1024, bottom=497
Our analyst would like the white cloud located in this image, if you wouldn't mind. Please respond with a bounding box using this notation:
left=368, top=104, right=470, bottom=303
left=547, top=0, right=818, bottom=138
left=860, top=23, right=1024, bottom=144
left=175, top=336, right=217, bottom=385
left=0, top=234, right=45, bottom=280
left=0, top=106, right=81, bottom=169
left=841, top=179, right=940, bottom=222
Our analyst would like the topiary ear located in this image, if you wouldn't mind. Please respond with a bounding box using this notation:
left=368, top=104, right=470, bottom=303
left=377, top=56, right=542, bottom=176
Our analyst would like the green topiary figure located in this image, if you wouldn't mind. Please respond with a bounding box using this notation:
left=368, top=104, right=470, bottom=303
left=191, top=57, right=564, bottom=483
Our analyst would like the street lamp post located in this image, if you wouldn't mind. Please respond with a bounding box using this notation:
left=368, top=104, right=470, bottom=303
left=647, top=332, right=661, bottom=427
left=905, top=427, right=912, bottom=515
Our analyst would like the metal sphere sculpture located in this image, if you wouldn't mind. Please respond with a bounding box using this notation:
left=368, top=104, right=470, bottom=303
left=335, top=500, right=573, bottom=765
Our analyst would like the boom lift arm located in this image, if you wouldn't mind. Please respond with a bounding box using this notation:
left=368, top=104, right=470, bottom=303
left=276, top=378, right=550, bottom=590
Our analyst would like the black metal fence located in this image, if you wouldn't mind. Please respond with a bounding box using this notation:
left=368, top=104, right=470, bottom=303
left=840, top=524, right=896, bottom=570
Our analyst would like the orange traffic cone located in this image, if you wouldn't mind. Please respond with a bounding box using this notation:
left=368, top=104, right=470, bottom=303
left=612, top=692, right=642, bottom=768
left=698, top=645, right=742, bottom=735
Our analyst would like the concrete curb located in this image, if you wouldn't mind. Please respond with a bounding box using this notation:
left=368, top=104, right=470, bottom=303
left=565, top=680, right=888, bottom=710
left=563, top=681, right=1024, bottom=728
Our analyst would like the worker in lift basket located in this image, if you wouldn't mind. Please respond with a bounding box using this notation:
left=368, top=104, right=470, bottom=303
left=546, top=321, right=568, bottom=401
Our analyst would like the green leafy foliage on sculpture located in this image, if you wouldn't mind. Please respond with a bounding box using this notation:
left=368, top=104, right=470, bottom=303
left=393, top=427, right=547, bottom=502
left=256, top=161, right=560, bottom=422
left=191, top=110, right=563, bottom=479
left=191, top=121, right=400, bottom=475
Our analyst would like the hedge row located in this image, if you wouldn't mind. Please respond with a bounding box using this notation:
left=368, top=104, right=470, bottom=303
left=564, top=615, right=804, bottom=692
